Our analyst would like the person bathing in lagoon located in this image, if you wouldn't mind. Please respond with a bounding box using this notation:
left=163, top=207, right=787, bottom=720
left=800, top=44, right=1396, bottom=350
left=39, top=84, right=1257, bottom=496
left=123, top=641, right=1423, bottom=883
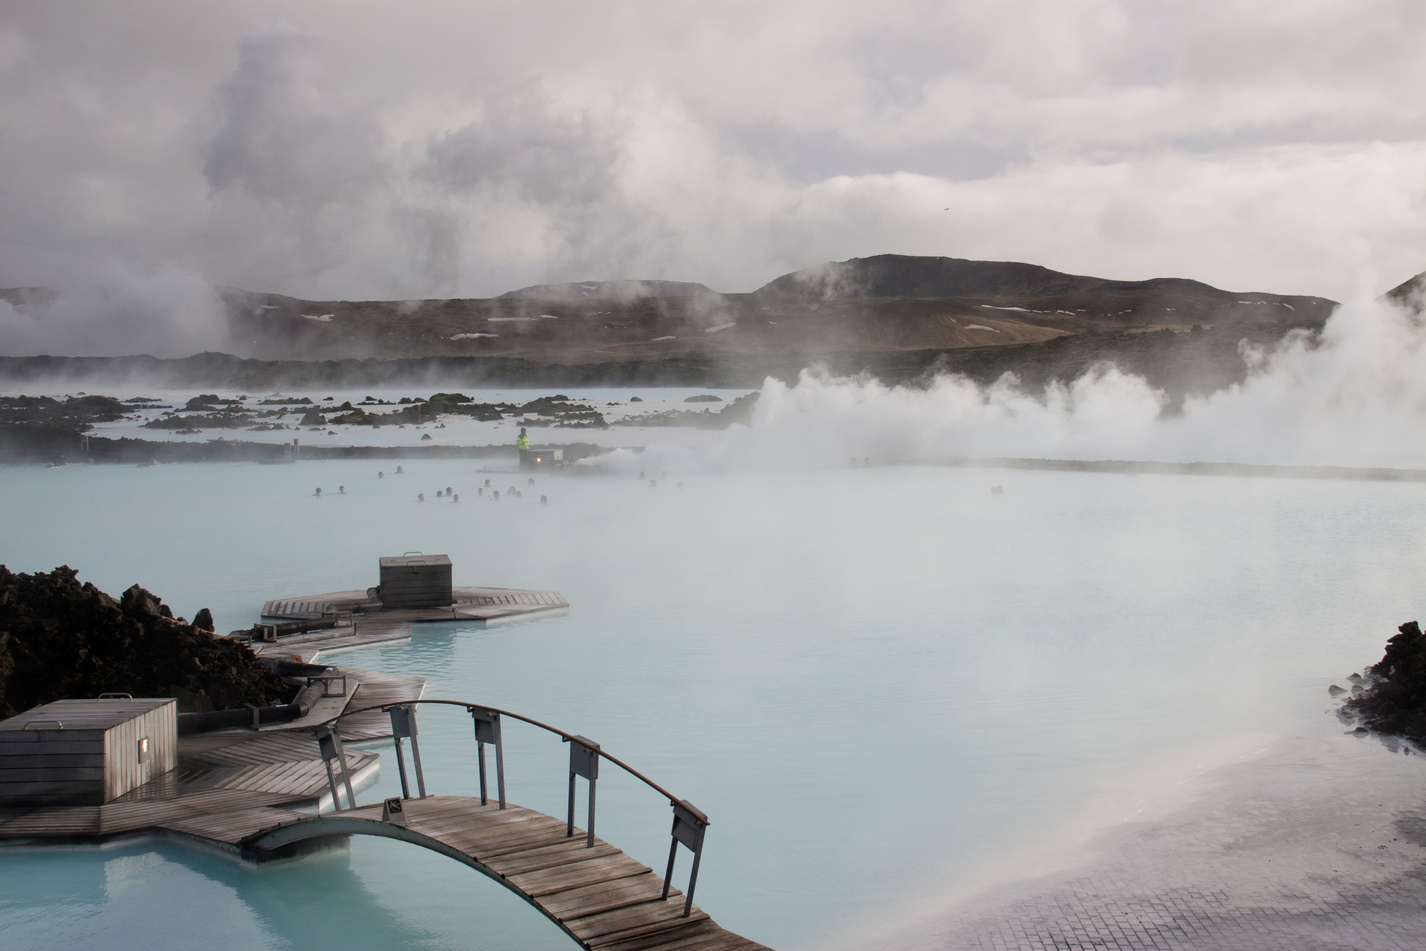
left=516, top=427, right=530, bottom=450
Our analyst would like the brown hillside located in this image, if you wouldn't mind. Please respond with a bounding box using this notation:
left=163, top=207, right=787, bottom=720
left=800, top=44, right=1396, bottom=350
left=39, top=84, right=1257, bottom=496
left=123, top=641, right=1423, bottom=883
left=222, top=255, right=1335, bottom=363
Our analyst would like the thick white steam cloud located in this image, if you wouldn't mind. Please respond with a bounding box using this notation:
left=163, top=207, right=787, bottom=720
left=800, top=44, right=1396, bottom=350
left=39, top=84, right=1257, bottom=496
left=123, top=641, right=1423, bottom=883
left=629, top=290, right=1426, bottom=472
left=0, top=269, right=227, bottom=358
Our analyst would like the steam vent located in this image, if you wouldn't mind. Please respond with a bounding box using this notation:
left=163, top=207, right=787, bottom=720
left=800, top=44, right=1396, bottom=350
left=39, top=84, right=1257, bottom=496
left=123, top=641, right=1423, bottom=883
left=242, top=555, right=568, bottom=661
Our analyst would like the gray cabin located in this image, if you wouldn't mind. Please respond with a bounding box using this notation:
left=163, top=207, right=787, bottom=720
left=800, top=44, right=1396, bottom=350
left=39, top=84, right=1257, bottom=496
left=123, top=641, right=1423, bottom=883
left=0, top=698, right=177, bottom=806
left=379, top=554, right=453, bottom=608
left=520, top=447, right=564, bottom=470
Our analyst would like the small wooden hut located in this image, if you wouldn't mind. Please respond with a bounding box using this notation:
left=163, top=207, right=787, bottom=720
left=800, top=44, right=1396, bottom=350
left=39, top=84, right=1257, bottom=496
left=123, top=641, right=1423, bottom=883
left=520, top=447, right=564, bottom=470
left=0, top=698, right=177, bottom=806
left=379, top=554, right=453, bottom=608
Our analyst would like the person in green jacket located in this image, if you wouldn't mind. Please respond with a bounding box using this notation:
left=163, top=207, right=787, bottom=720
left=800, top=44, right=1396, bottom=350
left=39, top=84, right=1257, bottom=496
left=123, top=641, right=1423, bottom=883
left=516, top=427, right=530, bottom=450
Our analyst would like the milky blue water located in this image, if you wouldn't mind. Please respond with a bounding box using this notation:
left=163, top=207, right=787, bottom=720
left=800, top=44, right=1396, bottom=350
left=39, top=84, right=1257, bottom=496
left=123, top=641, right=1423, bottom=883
left=2, top=458, right=1422, bottom=950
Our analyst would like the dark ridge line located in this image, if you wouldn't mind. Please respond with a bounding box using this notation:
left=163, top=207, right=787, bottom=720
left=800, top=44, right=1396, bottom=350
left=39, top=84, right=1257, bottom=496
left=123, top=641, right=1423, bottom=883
left=920, top=456, right=1426, bottom=483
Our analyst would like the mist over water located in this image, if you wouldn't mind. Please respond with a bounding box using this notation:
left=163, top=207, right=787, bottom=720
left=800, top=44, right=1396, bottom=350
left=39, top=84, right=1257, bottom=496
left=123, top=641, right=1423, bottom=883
left=1, top=452, right=1422, bottom=950
left=646, top=291, right=1426, bottom=473
left=0, top=268, right=227, bottom=358
left=3, top=275, right=1425, bottom=951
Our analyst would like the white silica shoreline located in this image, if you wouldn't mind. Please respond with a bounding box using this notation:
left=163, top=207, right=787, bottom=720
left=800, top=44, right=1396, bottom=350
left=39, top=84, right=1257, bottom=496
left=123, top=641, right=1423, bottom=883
left=833, top=730, right=1426, bottom=950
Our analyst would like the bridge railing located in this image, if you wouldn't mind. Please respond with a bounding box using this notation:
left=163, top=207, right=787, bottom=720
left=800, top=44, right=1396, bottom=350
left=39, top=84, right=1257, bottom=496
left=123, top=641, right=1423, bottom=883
left=311, top=698, right=709, bottom=916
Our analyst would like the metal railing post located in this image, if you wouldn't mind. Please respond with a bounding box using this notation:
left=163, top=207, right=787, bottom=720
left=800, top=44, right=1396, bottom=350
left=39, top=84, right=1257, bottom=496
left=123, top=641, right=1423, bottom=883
left=661, top=800, right=709, bottom=917
left=566, top=735, right=599, bottom=847
left=388, top=706, right=413, bottom=799
left=390, top=703, right=427, bottom=799
left=315, top=725, right=356, bottom=810
left=470, top=707, right=506, bottom=809
left=321, top=758, right=340, bottom=811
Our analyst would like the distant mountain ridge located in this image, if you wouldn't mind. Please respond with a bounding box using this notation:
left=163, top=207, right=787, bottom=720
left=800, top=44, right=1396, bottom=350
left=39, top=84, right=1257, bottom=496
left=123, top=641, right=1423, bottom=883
left=6, top=256, right=1350, bottom=388
left=498, top=280, right=715, bottom=301
left=759, top=254, right=1246, bottom=300
left=1385, top=269, right=1426, bottom=307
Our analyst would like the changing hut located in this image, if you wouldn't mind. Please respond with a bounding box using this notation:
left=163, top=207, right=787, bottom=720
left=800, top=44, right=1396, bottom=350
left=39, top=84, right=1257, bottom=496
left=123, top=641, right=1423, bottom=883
left=519, top=446, right=563, bottom=471
left=379, top=554, right=453, bottom=609
left=0, top=698, right=177, bottom=806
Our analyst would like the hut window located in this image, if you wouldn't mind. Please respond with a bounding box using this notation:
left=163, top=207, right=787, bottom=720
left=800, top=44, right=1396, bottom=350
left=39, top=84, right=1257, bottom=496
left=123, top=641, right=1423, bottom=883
left=138, top=736, right=150, bottom=763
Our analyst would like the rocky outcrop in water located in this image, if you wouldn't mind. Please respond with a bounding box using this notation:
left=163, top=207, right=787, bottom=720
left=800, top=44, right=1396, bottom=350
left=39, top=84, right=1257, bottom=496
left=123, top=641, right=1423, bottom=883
left=611, top=391, right=759, bottom=429
left=0, top=565, right=293, bottom=717
left=1339, top=621, right=1426, bottom=744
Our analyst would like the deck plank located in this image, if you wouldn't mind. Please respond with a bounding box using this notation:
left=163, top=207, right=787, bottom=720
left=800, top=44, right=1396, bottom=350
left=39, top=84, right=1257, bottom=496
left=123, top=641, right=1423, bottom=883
left=567, top=897, right=709, bottom=942
left=232, top=796, right=760, bottom=950
left=485, top=840, right=622, bottom=876
left=510, top=853, right=652, bottom=897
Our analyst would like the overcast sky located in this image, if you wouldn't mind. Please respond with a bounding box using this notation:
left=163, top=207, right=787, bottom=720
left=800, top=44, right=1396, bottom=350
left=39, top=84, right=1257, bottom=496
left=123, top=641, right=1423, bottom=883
left=3, top=0, right=1425, bottom=305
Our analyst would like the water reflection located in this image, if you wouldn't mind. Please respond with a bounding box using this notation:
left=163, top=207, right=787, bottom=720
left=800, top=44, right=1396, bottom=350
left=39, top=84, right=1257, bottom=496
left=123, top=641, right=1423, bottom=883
left=0, top=837, right=574, bottom=951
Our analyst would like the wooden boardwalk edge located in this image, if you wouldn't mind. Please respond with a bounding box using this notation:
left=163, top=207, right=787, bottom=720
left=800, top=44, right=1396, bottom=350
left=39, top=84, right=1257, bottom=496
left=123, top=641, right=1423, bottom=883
left=241, top=796, right=769, bottom=951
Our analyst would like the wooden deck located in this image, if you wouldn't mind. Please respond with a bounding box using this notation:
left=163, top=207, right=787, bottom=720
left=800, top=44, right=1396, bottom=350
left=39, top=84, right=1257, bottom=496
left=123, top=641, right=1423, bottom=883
left=0, top=669, right=769, bottom=949
left=336, top=668, right=428, bottom=741
left=243, top=796, right=769, bottom=951
left=253, top=586, right=568, bottom=662
left=0, top=666, right=422, bottom=844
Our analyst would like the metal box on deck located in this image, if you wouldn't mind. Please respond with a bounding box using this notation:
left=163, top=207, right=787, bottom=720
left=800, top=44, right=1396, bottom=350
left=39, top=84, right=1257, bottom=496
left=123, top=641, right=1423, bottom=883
left=379, top=554, right=453, bottom=608
left=519, top=447, right=564, bottom=471
left=0, top=698, right=177, bottom=806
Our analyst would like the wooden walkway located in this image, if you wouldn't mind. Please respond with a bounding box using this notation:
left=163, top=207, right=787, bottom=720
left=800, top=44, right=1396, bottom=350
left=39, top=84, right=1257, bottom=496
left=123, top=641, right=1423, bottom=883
left=243, top=796, right=768, bottom=951
left=0, top=679, right=769, bottom=950
left=253, top=586, right=568, bottom=662
left=335, top=668, right=428, bottom=741
left=0, top=668, right=422, bottom=843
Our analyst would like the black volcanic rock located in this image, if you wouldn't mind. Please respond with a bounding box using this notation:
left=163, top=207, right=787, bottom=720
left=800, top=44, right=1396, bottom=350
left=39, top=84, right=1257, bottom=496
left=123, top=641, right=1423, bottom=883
left=0, top=565, right=293, bottom=716
left=1341, top=621, right=1426, bottom=744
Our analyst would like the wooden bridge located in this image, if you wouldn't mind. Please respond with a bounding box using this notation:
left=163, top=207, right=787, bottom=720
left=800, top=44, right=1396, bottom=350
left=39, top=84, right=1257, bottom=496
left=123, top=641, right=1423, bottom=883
left=245, top=797, right=761, bottom=951
left=0, top=687, right=766, bottom=951
left=241, top=697, right=766, bottom=951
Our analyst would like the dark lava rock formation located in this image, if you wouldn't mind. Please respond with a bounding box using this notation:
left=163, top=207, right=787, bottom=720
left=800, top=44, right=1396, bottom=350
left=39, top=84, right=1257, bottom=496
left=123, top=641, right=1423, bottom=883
left=1339, top=621, right=1426, bottom=744
left=0, top=565, right=293, bottom=717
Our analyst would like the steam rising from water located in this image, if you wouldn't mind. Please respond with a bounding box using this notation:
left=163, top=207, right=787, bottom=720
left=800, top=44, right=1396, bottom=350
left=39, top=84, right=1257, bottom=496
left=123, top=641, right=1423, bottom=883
left=0, top=269, right=226, bottom=358
left=692, top=289, right=1426, bottom=471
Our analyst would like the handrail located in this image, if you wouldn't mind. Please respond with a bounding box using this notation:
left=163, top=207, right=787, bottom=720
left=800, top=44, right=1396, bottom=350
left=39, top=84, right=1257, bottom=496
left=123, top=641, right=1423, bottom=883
left=309, top=695, right=711, bottom=916
left=22, top=719, right=63, bottom=731
left=314, top=697, right=694, bottom=811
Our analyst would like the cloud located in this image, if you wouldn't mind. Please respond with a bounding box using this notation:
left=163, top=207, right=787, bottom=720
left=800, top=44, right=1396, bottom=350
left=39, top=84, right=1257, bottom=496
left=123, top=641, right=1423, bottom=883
left=425, top=93, right=621, bottom=206
left=195, top=23, right=401, bottom=292
left=202, top=23, right=387, bottom=208
left=0, top=0, right=1423, bottom=315
left=421, top=90, right=680, bottom=285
